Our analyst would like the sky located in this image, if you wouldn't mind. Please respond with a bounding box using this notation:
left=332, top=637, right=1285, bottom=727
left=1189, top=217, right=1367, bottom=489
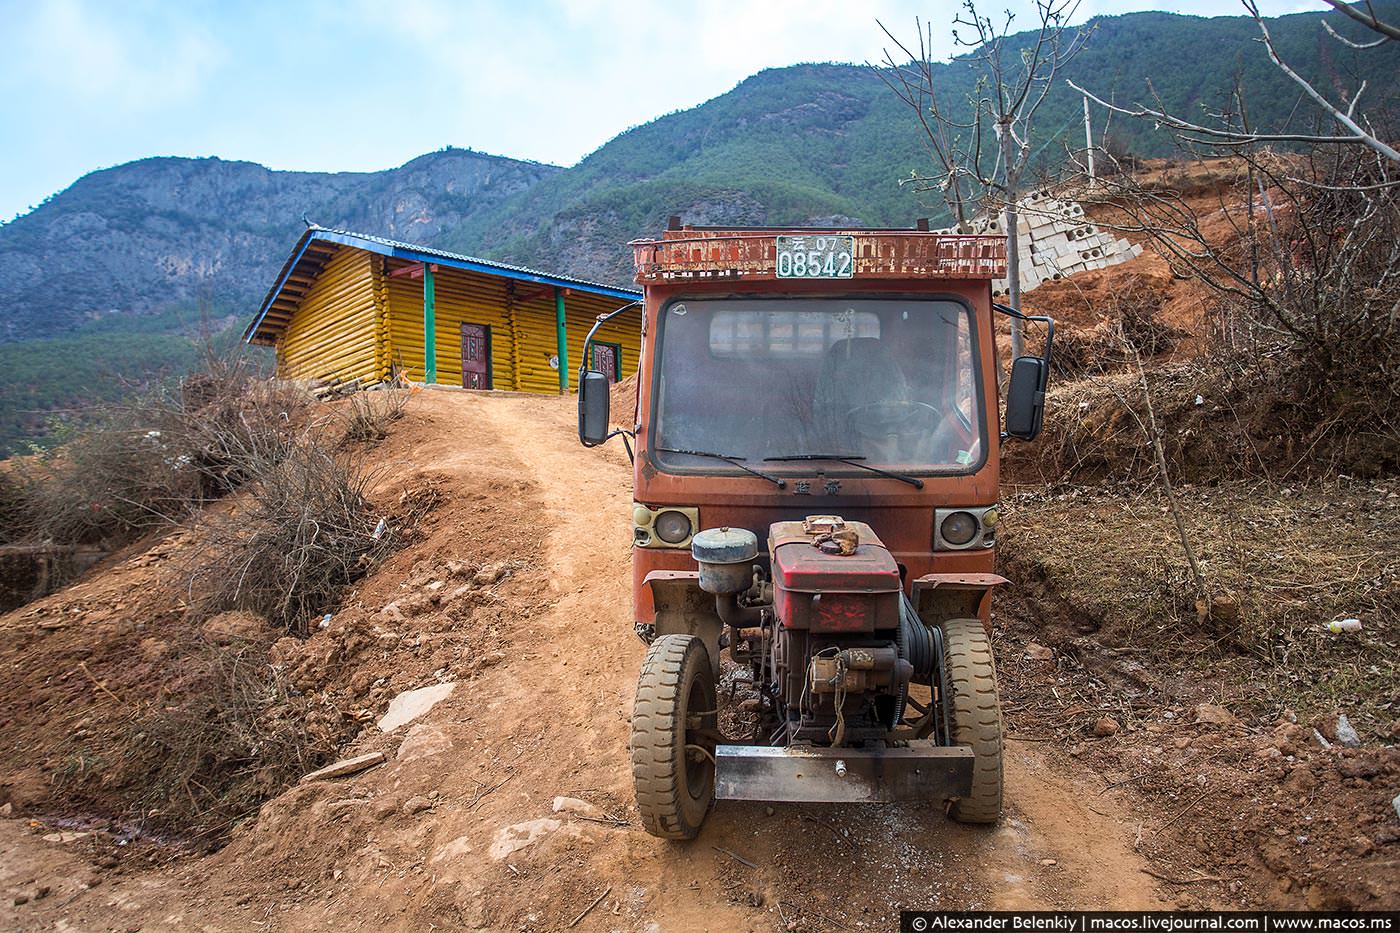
left=0, top=0, right=1329, bottom=222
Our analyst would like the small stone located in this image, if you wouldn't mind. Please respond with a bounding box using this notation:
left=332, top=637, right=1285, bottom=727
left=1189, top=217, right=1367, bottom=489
left=1024, top=643, right=1054, bottom=662
left=1093, top=717, right=1120, bottom=737
left=13, top=894, right=28, bottom=905
left=551, top=796, right=603, bottom=819
left=765, top=807, right=775, bottom=817
left=444, top=585, right=475, bottom=603
left=378, top=682, right=456, bottom=732
left=0, top=802, right=12, bottom=817
left=300, top=752, right=386, bottom=783
left=34, top=885, right=50, bottom=900
left=445, top=559, right=475, bottom=579
left=379, top=602, right=407, bottom=623
left=1208, top=594, right=1239, bottom=625
left=402, top=795, right=433, bottom=816
left=1040, top=858, right=1057, bottom=866
left=488, top=818, right=563, bottom=860
left=370, top=799, right=398, bottom=820
left=1335, top=714, right=1361, bottom=748
left=472, top=563, right=509, bottom=586
left=397, top=593, right=435, bottom=615
left=1392, top=791, right=1400, bottom=822
left=1193, top=703, right=1236, bottom=726
left=201, top=610, right=267, bottom=645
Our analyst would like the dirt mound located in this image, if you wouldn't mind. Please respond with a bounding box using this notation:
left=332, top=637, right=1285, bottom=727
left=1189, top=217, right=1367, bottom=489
left=996, top=487, right=1400, bottom=908
left=609, top=372, right=638, bottom=424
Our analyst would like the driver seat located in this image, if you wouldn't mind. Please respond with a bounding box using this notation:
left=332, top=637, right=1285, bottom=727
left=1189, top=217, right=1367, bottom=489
left=812, top=337, right=910, bottom=448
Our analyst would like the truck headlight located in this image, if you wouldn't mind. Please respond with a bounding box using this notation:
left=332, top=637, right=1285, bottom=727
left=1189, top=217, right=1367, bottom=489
left=633, top=504, right=699, bottom=549
left=934, top=506, right=998, bottom=550
left=940, top=511, right=978, bottom=546
left=654, top=510, right=693, bottom=545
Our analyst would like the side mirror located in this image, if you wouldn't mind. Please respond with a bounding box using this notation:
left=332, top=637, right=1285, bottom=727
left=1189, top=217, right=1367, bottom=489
left=578, top=370, right=611, bottom=446
left=1004, top=356, right=1048, bottom=441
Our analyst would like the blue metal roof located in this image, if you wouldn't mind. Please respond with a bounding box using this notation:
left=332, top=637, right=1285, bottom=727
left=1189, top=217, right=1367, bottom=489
left=244, top=225, right=640, bottom=344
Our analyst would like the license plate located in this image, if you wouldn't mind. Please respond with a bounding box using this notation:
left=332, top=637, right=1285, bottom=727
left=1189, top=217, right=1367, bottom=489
left=775, top=235, right=854, bottom=279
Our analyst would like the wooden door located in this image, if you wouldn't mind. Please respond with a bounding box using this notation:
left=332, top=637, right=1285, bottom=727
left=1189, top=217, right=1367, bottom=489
left=590, top=342, right=619, bottom=383
left=460, top=323, right=491, bottom=389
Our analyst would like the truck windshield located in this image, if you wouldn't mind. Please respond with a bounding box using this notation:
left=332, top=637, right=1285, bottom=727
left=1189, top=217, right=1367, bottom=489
left=651, top=298, right=984, bottom=475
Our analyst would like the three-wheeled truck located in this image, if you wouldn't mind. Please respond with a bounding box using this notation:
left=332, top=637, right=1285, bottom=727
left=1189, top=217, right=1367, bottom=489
left=577, top=220, right=1052, bottom=839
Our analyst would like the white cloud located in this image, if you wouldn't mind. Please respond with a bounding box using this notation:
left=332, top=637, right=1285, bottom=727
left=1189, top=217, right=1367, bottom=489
left=4, top=0, right=226, bottom=112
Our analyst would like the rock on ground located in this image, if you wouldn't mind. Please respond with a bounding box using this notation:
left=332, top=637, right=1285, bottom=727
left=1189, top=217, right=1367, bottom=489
left=378, top=682, right=456, bottom=732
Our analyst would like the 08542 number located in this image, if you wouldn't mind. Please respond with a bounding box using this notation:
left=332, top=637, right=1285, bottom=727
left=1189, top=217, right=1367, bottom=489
left=775, top=235, right=854, bottom=279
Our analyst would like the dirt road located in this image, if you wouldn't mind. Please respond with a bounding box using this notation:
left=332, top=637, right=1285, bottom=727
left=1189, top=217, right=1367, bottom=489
left=1, top=391, right=1172, bottom=931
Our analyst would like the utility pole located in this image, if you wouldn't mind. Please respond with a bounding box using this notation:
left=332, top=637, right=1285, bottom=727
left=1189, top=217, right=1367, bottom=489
left=1083, top=93, right=1096, bottom=186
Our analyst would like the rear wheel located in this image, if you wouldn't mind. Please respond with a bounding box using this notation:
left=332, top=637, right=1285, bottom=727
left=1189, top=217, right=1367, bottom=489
left=631, top=634, right=716, bottom=839
left=942, top=617, right=1003, bottom=823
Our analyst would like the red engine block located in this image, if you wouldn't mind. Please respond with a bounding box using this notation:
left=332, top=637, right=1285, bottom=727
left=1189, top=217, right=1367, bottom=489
left=769, top=518, right=901, bottom=633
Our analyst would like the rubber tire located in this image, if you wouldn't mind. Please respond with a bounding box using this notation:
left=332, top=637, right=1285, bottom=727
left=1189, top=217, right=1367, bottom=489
left=631, top=634, right=716, bottom=839
left=942, top=617, right=1003, bottom=823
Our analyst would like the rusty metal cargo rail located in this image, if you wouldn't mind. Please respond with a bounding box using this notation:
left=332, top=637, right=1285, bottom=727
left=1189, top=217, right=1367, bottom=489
left=630, top=230, right=1007, bottom=283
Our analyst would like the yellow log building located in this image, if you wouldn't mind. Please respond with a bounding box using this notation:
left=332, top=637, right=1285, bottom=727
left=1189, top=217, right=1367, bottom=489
left=244, top=226, right=642, bottom=392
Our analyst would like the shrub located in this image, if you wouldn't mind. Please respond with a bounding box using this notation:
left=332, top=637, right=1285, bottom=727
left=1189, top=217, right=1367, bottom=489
left=191, top=441, right=399, bottom=634
left=340, top=388, right=409, bottom=446
left=5, top=354, right=308, bottom=548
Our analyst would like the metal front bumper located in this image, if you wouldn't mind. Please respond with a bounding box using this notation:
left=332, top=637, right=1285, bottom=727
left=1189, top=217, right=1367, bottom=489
left=714, top=741, right=974, bottom=804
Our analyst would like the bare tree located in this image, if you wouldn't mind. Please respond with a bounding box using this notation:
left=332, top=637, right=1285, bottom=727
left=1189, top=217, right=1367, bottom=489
left=1071, top=0, right=1400, bottom=165
left=1079, top=139, right=1400, bottom=471
left=876, top=1, right=1093, bottom=357
left=875, top=19, right=986, bottom=231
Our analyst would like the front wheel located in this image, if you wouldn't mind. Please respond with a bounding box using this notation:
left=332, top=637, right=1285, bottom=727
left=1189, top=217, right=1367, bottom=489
left=631, top=634, right=716, bottom=839
left=942, top=617, right=1003, bottom=823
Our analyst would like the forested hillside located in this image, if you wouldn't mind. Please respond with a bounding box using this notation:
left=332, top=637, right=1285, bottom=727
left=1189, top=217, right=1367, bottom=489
left=1, top=3, right=1396, bottom=454
left=452, top=6, right=1400, bottom=282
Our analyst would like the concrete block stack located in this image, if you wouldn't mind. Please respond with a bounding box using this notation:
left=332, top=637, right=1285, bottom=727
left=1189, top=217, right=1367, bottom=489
left=944, top=189, right=1143, bottom=295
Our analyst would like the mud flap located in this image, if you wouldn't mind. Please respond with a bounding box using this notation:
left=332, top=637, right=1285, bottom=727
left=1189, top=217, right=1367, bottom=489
left=643, top=570, right=723, bottom=680
left=714, top=742, right=974, bottom=803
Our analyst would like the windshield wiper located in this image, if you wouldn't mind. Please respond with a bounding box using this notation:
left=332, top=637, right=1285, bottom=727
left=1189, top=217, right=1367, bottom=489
left=656, top=447, right=787, bottom=488
left=763, top=454, right=924, bottom=489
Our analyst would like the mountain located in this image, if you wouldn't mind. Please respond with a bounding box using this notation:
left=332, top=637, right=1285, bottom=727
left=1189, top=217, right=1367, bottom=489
left=452, top=5, right=1400, bottom=283
left=1, top=4, right=1397, bottom=454
left=0, top=149, right=559, bottom=343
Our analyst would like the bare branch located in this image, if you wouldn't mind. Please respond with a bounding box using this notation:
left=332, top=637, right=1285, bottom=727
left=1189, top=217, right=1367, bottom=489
left=1322, top=0, right=1400, bottom=41
left=1073, top=2, right=1400, bottom=165
left=1067, top=79, right=1386, bottom=148
left=1321, top=18, right=1390, bottom=48
left=1244, top=0, right=1400, bottom=163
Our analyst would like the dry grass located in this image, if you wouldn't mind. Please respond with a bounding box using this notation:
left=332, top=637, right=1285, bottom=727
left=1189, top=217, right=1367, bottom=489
left=1001, top=480, right=1400, bottom=737
left=188, top=441, right=418, bottom=635
left=1000, top=353, right=1353, bottom=487
left=110, top=635, right=349, bottom=847
left=2, top=356, right=309, bottom=550
left=340, top=388, right=410, bottom=446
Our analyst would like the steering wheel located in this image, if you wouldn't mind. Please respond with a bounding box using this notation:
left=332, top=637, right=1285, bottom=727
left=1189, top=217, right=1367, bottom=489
left=845, top=401, right=941, bottom=439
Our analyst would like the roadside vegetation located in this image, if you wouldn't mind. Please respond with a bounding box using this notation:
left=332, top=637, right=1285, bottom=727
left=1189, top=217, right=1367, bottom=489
left=0, top=353, right=424, bottom=844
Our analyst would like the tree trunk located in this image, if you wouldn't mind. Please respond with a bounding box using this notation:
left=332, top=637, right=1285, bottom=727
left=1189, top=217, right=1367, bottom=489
left=1005, top=200, right=1024, bottom=358
left=1001, top=124, right=1025, bottom=359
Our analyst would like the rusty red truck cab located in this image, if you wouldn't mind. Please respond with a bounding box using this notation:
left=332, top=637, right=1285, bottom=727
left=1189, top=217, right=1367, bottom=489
left=578, top=223, right=1051, bottom=839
